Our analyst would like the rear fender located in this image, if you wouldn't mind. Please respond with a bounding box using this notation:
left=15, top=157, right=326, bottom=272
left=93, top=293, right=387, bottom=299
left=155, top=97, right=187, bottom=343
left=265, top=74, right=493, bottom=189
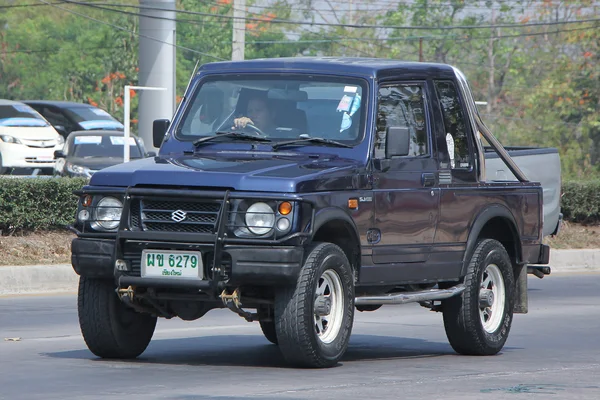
left=461, top=205, right=522, bottom=277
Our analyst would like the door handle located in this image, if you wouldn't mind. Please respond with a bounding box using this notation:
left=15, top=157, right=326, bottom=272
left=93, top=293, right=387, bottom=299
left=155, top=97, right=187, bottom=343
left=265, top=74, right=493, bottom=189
left=422, top=173, right=435, bottom=187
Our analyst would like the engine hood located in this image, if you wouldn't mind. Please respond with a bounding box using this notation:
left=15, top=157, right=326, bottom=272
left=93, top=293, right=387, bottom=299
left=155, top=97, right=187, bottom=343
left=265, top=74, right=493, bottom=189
left=0, top=125, right=59, bottom=140
left=89, top=150, right=365, bottom=193
left=68, top=156, right=141, bottom=171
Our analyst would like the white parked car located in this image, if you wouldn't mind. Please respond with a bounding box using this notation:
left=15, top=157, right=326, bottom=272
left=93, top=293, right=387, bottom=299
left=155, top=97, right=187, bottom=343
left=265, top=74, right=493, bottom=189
left=0, top=99, right=64, bottom=174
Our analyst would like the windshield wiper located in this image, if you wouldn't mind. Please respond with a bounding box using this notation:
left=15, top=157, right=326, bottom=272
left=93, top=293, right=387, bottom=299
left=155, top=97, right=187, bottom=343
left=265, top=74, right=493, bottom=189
left=272, top=136, right=351, bottom=150
left=193, top=131, right=272, bottom=146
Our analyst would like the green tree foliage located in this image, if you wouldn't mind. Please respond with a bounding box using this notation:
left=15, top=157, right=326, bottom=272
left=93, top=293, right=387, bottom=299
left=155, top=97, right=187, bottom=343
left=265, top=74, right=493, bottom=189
left=0, top=0, right=598, bottom=179
left=0, top=0, right=302, bottom=120
left=379, top=0, right=599, bottom=179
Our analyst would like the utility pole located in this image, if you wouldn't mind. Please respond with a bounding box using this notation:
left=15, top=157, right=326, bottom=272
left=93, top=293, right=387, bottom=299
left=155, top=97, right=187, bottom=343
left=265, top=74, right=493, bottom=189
left=419, top=37, right=423, bottom=62
left=138, top=0, right=176, bottom=151
left=232, top=0, right=246, bottom=60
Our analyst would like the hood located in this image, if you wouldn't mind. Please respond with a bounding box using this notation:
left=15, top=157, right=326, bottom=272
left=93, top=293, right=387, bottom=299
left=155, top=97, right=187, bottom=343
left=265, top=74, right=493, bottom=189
left=68, top=156, right=140, bottom=171
left=0, top=125, right=59, bottom=140
left=90, top=150, right=365, bottom=193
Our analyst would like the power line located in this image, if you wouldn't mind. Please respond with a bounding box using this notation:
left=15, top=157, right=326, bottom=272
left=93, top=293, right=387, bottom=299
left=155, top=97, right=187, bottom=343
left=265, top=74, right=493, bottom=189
left=61, top=0, right=600, bottom=31
left=0, top=46, right=120, bottom=54
left=35, top=0, right=226, bottom=60
left=56, top=0, right=600, bottom=43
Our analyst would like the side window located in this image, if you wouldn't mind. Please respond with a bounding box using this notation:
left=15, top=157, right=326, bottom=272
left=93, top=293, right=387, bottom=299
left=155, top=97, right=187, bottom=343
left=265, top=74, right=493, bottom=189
left=375, top=83, right=428, bottom=159
left=434, top=80, right=471, bottom=169
left=42, top=107, right=73, bottom=132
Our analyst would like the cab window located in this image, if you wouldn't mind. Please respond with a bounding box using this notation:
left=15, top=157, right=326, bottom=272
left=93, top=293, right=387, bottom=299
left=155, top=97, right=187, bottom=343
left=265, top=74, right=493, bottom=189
left=375, top=83, right=428, bottom=159
left=434, top=80, right=471, bottom=169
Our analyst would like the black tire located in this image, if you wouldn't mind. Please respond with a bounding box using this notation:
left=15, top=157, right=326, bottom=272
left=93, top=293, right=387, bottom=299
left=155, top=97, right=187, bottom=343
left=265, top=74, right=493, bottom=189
left=442, top=239, right=515, bottom=355
left=275, top=242, right=355, bottom=368
left=77, top=277, right=157, bottom=359
left=259, top=320, right=278, bottom=344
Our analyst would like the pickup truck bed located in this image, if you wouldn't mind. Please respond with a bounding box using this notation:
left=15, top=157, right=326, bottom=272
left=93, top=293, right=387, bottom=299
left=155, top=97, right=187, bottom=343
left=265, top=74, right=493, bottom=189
left=485, top=147, right=561, bottom=236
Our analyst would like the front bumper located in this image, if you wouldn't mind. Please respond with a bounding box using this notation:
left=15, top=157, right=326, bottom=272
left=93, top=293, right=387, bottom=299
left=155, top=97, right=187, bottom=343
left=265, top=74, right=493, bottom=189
left=72, top=237, right=304, bottom=287
left=0, top=142, right=57, bottom=168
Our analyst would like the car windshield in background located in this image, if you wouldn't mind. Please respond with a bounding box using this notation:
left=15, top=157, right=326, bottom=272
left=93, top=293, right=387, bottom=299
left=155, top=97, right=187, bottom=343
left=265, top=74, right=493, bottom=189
left=0, top=105, right=49, bottom=127
left=71, top=135, right=141, bottom=158
left=176, top=76, right=366, bottom=146
left=64, top=107, right=124, bottom=130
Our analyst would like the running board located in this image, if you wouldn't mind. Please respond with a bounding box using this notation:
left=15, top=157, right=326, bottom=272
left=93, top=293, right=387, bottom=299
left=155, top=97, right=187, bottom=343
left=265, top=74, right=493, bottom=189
left=355, top=284, right=465, bottom=306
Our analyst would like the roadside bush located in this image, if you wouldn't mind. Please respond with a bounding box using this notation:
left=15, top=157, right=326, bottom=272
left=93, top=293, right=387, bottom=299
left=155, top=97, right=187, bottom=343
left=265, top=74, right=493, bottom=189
left=0, top=177, right=87, bottom=235
left=561, top=180, right=600, bottom=224
left=0, top=177, right=598, bottom=235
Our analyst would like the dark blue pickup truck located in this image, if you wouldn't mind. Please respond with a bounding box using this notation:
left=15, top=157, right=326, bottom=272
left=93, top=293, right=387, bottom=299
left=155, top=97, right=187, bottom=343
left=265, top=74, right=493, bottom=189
left=71, top=57, right=551, bottom=368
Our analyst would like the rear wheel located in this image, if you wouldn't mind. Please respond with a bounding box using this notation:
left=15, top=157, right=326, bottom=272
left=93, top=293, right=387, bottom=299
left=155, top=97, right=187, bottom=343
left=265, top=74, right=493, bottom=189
left=442, top=239, right=515, bottom=355
left=275, top=242, right=354, bottom=368
left=78, top=277, right=157, bottom=359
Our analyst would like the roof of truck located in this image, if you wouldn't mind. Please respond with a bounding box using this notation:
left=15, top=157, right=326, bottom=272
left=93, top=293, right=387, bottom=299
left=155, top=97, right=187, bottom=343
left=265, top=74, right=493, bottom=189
left=199, top=57, right=458, bottom=78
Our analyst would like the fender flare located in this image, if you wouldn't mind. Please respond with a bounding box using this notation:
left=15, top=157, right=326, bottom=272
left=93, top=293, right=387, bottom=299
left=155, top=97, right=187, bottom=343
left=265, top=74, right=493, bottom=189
left=311, top=207, right=360, bottom=241
left=461, top=204, right=522, bottom=276
left=310, top=207, right=361, bottom=257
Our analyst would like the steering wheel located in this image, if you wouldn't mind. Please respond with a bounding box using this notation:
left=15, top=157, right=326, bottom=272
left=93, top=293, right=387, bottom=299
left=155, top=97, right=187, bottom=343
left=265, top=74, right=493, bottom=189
left=243, top=123, right=267, bottom=137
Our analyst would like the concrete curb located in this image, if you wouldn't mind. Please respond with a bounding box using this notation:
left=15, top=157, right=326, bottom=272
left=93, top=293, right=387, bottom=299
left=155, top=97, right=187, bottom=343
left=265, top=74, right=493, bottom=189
left=0, top=264, right=77, bottom=296
left=0, top=249, right=598, bottom=296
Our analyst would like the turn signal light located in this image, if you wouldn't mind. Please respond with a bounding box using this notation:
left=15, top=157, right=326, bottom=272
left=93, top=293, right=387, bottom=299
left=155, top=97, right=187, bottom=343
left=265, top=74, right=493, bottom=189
left=348, top=199, right=358, bottom=210
left=278, top=201, right=292, bottom=215
left=82, top=195, right=92, bottom=207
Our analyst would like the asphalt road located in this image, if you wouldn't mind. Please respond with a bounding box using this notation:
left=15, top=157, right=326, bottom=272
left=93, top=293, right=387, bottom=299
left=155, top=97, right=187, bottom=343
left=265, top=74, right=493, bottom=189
left=1, top=274, right=599, bottom=400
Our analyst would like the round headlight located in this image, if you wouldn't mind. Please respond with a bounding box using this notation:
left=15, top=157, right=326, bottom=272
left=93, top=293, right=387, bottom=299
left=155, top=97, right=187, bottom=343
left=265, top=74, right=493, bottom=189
left=93, top=196, right=123, bottom=231
left=245, top=202, right=275, bottom=235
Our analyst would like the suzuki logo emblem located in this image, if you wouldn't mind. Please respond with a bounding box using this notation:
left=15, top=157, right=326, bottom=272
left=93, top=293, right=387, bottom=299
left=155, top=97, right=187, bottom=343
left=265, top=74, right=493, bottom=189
left=171, top=209, right=187, bottom=222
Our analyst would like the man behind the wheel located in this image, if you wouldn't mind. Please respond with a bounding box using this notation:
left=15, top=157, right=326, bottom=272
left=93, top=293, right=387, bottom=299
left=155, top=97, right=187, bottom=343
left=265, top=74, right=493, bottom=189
left=232, top=94, right=278, bottom=135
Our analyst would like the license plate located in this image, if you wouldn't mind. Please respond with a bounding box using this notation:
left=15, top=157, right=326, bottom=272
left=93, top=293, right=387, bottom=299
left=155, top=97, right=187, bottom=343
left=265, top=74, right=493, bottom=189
left=141, top=250, right=203, bottom=279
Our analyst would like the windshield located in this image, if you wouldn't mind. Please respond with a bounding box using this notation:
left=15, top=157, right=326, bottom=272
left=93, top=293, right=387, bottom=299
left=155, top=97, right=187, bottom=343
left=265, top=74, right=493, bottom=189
left=176, top=75, right=366, bottom=146
left=0, top=104, right=50, bottom=127
left=64, top=106, right=124, bottom=130
left=70, top=135, right=141, bottom=158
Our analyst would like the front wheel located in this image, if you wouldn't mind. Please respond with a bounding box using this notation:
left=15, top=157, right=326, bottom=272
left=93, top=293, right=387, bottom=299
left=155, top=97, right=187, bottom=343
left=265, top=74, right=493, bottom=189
left=78, top=277, right=157, bottom=359
left=275, top=242, right=355, bottom=368
left=442, top=239, right=515, bottom=355
left=259, top=320, right=278, bottom=344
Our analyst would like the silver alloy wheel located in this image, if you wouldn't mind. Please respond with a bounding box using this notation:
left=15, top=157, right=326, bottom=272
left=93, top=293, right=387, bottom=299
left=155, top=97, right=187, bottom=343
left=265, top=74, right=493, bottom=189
left=314, top=269, right=344, bottom=344
left=479, top=263, right=505, bottom=333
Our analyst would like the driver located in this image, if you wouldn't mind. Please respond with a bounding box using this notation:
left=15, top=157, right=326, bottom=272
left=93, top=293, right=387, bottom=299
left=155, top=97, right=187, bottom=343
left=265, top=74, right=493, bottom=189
left=232, top=95, right=277, bottom=134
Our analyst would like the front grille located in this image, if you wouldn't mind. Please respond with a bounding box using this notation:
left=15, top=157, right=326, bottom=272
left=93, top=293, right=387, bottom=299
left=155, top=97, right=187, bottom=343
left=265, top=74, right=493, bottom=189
left=129, top=198, right=222, bottom=233
left=22, top=140, right=56, bottom=148
left=24, top=157, right=54, bottom=164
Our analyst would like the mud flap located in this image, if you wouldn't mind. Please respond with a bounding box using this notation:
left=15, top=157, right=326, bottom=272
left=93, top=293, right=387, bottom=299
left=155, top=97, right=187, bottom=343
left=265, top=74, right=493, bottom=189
left=513, top=264, right=528, bottom=314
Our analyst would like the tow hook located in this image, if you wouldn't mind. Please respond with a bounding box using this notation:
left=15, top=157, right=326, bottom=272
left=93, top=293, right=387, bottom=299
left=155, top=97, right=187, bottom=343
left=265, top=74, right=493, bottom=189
left=220, top=288, right=258, bottom=322
left=117, top=285, right=136, bottom=302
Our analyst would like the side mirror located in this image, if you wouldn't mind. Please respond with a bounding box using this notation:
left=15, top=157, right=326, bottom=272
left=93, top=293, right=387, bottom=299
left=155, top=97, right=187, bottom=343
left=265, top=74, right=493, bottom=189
left=54, top=150, right=65, bottom=159
left=153, top=119, right=170, bottom=148
left=385, top=126, right=410, bottom=158
left=146, top=151, right=157, bottom=158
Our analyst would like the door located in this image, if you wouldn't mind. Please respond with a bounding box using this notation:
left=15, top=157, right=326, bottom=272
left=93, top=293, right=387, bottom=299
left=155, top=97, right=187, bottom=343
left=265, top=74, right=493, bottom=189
left=371, top=82, right=440, bottom=265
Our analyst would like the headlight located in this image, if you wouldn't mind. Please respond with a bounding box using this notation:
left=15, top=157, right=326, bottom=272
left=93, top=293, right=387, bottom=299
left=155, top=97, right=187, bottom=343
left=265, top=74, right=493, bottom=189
left=245, top=202, right=275, bottom=235
left=0, top=135, right=22, bottom=144
left=66, top=162, right=91, bottom=177
left=92, top=196, right=123, bottom=231
left=56, top=136, right=65, bottom=145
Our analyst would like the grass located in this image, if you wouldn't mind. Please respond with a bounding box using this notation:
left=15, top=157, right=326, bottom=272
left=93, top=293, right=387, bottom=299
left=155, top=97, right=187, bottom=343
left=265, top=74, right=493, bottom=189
left=0, top=222, right=597, bottom=266
left=0, top=231, right=74, bottom=266
left=544, top=221, right=600, bottom=250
